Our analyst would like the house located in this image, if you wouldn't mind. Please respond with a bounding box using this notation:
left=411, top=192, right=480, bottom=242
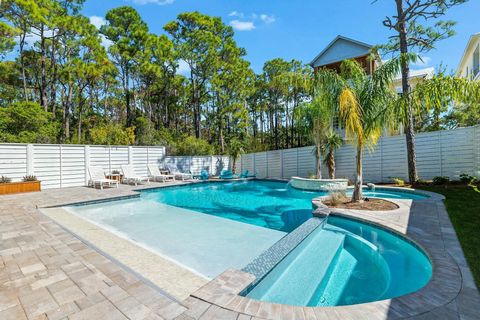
left=309, top=35, right=380, bottom=74
left=309, top=35, right=434, bottom=136
left=392, top=67, right=435, bottom=94
left=455, top=33, right=480, bottom=80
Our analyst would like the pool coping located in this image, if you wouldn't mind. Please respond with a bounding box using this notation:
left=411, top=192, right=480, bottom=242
left=184, top=187, right=473, bottom=319
left=34, top=180, right=477, bottom=319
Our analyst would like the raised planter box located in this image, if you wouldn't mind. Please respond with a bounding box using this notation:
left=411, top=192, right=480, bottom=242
left=0, top=181, right=41, bottom=195
left=290, top=176, right=348, bottom=192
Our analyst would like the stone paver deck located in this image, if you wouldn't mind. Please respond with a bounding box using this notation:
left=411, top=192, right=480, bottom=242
left=0, top=182, right=479, bottom=319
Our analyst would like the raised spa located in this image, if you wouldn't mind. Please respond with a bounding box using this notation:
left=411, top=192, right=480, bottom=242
left=244, top=215, right=432, bottom=307
left=289, top=176, right=349, bottom=192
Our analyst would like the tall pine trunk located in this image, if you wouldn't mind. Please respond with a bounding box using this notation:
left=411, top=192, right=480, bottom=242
left=396, top=0, right=418, bottom=184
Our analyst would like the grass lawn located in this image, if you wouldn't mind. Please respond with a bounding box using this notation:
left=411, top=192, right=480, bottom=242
left=418, top=184, right=480, bottom=289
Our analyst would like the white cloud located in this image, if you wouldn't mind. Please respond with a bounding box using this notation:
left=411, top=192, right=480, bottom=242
left=132, top=0, right=174, bottom=5
left=260, top=14, right=276, bottom=24
left=228, top=11, right=276, bottom=31
left=229, top=20, right=256, bottom=31
left=228, top=11, right=243, bottom=18
left=89, top=16, right=106, bottom=29
left=413, top=56, right=432, bottom=67
left=99, top=35, right=113, bottom=50
left=177, top=59, right=190, bottom=76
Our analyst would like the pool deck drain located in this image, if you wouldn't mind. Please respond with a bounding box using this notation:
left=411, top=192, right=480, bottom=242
left=0, top=181, right=478, bottom=319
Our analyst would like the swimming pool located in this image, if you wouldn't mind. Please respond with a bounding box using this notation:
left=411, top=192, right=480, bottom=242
left=141, top=180, right=428, bottom=232
left=245, top=215, right=432, bottom=306
left=66, top=180, right=431, bottom=283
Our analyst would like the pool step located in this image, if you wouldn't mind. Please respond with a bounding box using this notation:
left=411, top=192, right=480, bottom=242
left=308, top=248, right=357, bottom=306
left=247, top=228, right=346, bottom=306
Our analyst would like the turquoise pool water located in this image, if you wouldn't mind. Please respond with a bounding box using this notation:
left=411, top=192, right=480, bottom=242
left=245, top=215, right=432, bottom=306
left=141, top=180, right=316, bottom=232
left=141, top=180, right=427, bottom=232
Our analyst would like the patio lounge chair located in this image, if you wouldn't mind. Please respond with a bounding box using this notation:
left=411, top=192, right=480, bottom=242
left=121, top=165, right=150, bottom=186
left=88, top=166, right=119, bottom=190
left=166, top=164, right=193, bottom=181
left=219, top=169, right=239, bottom=179
left=199, top=170, right=209, bottom=181
left=240, top=170, right=257, bottom=178
left=147, top=163, right=175, bottom=182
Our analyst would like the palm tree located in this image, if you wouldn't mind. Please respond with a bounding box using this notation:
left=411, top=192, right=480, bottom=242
left=227, top=138, right=245, bottom=174
left=321, top=130, right=343, bottom=179
left=333, top=58, right=399, bottom=201
left=296, top=74, right=336, bottom=179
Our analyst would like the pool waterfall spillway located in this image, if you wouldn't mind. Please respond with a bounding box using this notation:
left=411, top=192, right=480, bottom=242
left=290, top=176, right=349, bottom=192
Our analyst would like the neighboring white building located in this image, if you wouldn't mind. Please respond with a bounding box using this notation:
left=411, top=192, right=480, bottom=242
left=392, top=67, right=435, bottom=94
left=456, top=33, right=480, bottom=80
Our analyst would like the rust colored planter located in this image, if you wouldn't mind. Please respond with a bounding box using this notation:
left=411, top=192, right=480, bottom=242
left=0, top=181, right=41, bottom=195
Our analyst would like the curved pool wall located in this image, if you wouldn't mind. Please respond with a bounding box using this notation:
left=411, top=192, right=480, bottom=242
left=290, top=176, right=349, bottom=192
left=243, top=215, right=432, bottom=307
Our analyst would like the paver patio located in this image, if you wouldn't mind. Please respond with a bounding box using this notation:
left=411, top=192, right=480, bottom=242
left=0, top=182, right=479, bottom=319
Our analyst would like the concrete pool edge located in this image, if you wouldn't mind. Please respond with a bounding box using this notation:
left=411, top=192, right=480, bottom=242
left=39, top=206, right=209, bottom=301
left=28, top=180, right=478, bottom=319
left=185, top=193, right=473, bottom=319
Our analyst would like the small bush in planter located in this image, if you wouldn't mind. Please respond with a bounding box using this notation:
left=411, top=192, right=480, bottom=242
left=0, top=176, right=12, bottom=184
left=433, top=176, right=450, bottom=185
left=22, top=175, right=38, bottom=182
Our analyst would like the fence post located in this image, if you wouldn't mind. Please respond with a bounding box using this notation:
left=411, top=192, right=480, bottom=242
left=26, top=144, right=34, bottom=176
left=280, top=150, right=284, bottom=179
left=84, top=145, right=90, bottom=186
left=128, top=146, right=133, bottom=165
left=108, top=146, right=112, bottom=173
left=59, top=145, right=63, bottom=188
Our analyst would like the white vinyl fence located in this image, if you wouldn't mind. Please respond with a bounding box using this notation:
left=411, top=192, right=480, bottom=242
left=163, top=156, right=231, bottom=176
left=0, top=144, right=166, bottom=189
left=237, top=126, right=480, bottom=183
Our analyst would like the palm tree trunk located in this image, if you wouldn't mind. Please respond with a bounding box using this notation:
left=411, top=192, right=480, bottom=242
left=327, top=152, right=335, bottom=179
left=352, top=145, right=363, bottom=201
left=315, top=144, right=322, bottom=179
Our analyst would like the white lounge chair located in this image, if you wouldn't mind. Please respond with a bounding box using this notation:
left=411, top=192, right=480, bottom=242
left=88, top=166, right=119, bottom=190
left=148, top=164, right=175, bottom=182
left=166, top=164, right=193, bottom=181
left=121, top=165, right=150, bottom=186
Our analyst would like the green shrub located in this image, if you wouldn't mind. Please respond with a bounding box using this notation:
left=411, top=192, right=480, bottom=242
left=459, top=173, right=475, bottom=184
left=22, top=175, right=38, bottom=182
left=0, top=176, right=11, bottom=184
left=89, top=123, right=135, bottom=145
left=433, top=176, right=450, bottom=185
left=174, top=136, right=214, bottom=156
left=0, top=101, right=59, bottom=143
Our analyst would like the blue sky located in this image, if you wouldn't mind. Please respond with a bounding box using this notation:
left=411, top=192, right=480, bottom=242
left=83, top=0, right=480, bottom=74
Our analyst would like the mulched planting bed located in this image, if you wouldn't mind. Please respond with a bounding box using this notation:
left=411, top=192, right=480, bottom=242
left=323, top=197, right=399, bottom=211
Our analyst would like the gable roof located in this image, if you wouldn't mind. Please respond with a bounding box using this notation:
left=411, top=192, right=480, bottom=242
left=309, top=35, right=373, bottom=68
left=455, top=33, right=480, bottom=77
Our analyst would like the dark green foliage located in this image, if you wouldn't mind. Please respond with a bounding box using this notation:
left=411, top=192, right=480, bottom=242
left=0, top=176, right=12, bottom=183
left=0, top=102, right=59, bottom=143
left=433, top=176, right=450, bottom=185
left=22, top=175, right=38, bottom=182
